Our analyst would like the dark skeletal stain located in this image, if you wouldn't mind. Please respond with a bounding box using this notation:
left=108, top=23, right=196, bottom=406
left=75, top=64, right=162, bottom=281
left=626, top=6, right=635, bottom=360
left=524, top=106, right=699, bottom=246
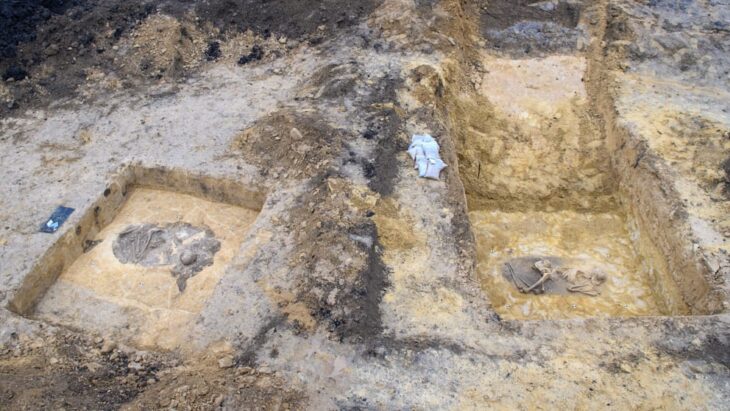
left=112, top=222, right=221, bottom=291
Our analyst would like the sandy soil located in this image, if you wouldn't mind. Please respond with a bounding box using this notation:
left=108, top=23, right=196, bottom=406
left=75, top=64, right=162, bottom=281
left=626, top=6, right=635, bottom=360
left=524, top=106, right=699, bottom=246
left=0, top=0, right=728, bottom=409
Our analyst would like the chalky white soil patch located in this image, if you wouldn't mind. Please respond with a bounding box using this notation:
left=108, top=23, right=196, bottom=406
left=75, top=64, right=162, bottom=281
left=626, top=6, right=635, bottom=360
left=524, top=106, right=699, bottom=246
left=34, top=188, right=259, bottom=350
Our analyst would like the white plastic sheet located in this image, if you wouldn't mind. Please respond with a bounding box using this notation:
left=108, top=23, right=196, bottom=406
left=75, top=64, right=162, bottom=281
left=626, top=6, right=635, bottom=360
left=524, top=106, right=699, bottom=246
left=407, top=134, right=447, bottom=180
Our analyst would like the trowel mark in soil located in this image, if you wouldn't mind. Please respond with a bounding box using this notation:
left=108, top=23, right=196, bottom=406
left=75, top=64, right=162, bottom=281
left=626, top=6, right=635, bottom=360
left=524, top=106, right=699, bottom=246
left=112, top=222, right=221, bottom=291
left=235, top=317, right=285, bottom=367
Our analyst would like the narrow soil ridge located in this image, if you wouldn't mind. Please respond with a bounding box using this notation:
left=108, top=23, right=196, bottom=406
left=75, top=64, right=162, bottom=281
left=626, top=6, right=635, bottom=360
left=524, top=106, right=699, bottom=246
left=583, top=0, right=725, bottom=314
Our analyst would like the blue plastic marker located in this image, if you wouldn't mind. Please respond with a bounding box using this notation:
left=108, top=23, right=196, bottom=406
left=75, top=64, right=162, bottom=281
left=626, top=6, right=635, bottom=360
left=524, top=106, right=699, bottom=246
left=40, top=206, right=75, bottom=233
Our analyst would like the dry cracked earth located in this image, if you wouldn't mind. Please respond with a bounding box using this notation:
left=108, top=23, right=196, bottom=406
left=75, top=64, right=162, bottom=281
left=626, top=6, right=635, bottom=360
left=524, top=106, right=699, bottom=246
left=0, top=0, right=729, bottom=409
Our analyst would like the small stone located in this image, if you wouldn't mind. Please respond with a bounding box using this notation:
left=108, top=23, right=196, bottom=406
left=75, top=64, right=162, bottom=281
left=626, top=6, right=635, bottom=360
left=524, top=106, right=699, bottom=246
left=239, top=375, right=256, bottom=386
left=290, top=128, right=303, bottom=140
left=214, top=394, right=224, bottom=407
left=128, top=361, right=143, bottom=371
left=278, top=36, right=287, bottom=44
left=84, top=362, right=102, bottom=372
left=419, top=43, right=434, bottom=54
left=45, top=44, right=59, bottom=56
left=94, top=336, right=104, bottom=344
left=180, top=250, right=197, bottom=266
left=147, top=378, right=156, bottom=385
left=49, top=357, right=59, bottom=365
left=218, top=356, right=234, bottom=368
left=101, top=341, right=116, bottom=354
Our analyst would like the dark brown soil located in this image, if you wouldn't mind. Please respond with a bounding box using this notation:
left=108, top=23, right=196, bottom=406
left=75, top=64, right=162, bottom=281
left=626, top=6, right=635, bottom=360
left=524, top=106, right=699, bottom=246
left=655, top=328, right=730, bottom=369
left=478, top=0, right=584, bottom=56
left=0, top=332, right=163, bottom=410
left=0, top=327, right=307, bottom=410
left=195, top=0, right=382, bottom=40
left=0, top=0, right=382, bottom=116
left=0, top=0, right=83, bottom=59
left=0, top=0, right=159, bottom=114
left=480, top=0, right=580, bottom=30
left=362, top=75, right=407, bottom=197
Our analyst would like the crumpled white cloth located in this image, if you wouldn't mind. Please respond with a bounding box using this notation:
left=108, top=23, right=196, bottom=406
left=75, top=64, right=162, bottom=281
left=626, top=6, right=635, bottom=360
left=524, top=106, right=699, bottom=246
left=407, top=134, right=447, bottom=180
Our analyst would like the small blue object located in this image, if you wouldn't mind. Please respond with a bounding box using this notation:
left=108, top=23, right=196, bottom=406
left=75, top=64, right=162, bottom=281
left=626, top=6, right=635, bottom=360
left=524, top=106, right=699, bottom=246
left=40, top=206, right=75, bottom=233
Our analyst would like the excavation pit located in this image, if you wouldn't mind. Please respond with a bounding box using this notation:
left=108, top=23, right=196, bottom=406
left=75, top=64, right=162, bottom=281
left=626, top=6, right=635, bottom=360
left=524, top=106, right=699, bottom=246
left=9, top=167, right=263, bottom=350
left=471, top=208, right=689, bottom=320
left=457, top=49, right=720, bottom=320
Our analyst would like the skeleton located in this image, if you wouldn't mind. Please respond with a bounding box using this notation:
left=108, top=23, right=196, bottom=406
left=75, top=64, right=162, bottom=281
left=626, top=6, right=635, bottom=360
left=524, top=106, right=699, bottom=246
left=113, top=223, right=221, bottom=291
left=510, top=259, right=607, bottom=296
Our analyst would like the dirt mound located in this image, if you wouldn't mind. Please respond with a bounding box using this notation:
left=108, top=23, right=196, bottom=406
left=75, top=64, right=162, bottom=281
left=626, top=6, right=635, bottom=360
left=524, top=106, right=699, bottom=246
left=0, top=0, right=81, bottom=59
left=195, top=0, right=382, bottom=41
left=0, top=0, right=383, bottom=115
left=121, top=13, right=205, bottom=79
left=0, top=327, right=306, bottom=410
left=0, top=330, right=168, bottom=410
left=283, top=177, right=390, bottom=344
left=232, top=110, right=346, bottom=178
left=0, top=0, right=159, bottom=113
